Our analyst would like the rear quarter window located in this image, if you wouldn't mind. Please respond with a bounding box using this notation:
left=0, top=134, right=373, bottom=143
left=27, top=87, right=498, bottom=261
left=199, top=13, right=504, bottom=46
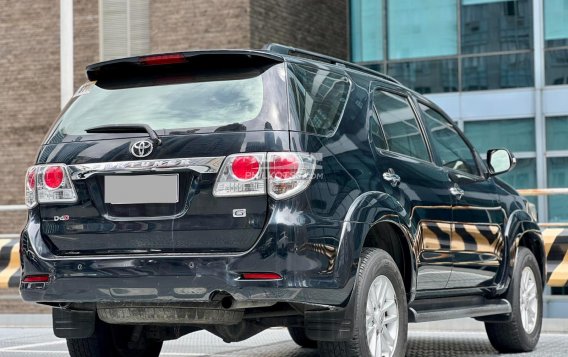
left=288, top=63, right=351, bottom=136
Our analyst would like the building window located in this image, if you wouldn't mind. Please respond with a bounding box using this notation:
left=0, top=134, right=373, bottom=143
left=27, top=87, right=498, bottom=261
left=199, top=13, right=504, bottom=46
left=387, top=0, right=458, bottom=60
left=546, top=116, right=568, bottom=151
left=350, top=0, right=384, bottom=62
left=464, top=118, right=535, bottom=152
left=500, top=158, right=537, bottom=190
left=461, top=0, right=532, bottom=54
left=545, top=49, right=568, bottom=85
left=464, top=118, right=536, bottom=203
left=461, top=53, right=534, bottom=91
left=544, top=0, right=568, bottom=48
left=547, top=157, right=568, bottom=222
left=387, top=59, right=458, bottom=94
left=544, top=0, right=568, bottom=85
left=100, top=0, right=150, bottom=61
left=546, top=116, right=568, bottom=222
left=349, top=0, right=535, bottom=93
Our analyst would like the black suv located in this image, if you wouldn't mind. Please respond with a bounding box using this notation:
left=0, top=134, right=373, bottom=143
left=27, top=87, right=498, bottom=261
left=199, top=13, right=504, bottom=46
left=21, top=44, right=545, bottom=357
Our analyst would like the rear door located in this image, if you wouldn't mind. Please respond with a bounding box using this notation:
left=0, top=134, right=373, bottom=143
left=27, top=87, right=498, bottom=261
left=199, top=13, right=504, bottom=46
left=370, top=85, right=454, bottom=291
left=417, top=101, right=505, bottom=289
left=37, top=54, right=290, bottom=256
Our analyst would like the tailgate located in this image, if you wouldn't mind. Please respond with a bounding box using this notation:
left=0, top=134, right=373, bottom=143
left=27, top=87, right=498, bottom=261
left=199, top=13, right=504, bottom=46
left=37, top=132, right=289, bottom=255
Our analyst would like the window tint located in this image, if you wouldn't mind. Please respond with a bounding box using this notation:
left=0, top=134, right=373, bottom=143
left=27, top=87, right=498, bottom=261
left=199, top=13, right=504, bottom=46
left=420, top=103, right=479, bottom=175
left=288, top=64, right=350, bottom=136
left=373, top=91, right=430, bottom=161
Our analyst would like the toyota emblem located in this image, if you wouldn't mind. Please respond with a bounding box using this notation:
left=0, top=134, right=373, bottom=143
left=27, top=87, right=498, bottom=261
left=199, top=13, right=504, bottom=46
left=130, top=140, right=154, bottom=158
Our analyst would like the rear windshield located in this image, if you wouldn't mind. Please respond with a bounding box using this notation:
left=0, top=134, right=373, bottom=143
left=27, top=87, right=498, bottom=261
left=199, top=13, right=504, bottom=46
left=46, top=61, right=288, bottom=144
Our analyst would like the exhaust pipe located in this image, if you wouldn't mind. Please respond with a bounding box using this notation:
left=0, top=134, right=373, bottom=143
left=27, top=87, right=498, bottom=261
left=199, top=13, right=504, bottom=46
left=212, top=292, right=276, bottom=310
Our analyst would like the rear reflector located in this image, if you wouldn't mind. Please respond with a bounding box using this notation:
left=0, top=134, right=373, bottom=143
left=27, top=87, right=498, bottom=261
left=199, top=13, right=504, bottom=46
left=241, top=272, right=282, bottom=280
left=140, top=53, right=186, bottom=66
left=22, top=274, right=50, bottom=283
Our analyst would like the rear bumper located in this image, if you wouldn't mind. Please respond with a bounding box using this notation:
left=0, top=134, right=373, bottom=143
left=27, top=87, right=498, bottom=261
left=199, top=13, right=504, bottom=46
left=20, top=263, right=354, bottom=306
left=20, top=208, right=362, bottom=307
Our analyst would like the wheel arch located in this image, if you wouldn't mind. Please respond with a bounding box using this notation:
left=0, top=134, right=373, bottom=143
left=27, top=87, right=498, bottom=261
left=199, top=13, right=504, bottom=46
left=362, top=220, right=416, bottom=302
left=335, top=191, right=416, bottom=301
left=502, top=209, right=546, bottom=290
left=518, top=230, right=546, bottom=287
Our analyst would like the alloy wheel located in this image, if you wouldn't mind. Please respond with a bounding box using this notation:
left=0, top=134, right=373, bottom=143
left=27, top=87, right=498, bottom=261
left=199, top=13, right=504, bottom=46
left=365, top=275, right=399, bottom=357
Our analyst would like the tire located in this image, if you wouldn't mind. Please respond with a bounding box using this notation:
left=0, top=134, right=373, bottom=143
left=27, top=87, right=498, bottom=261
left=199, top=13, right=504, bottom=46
left=318, top=248, right=408, bottom=357
left=288, top=326, right=317, bottom=348
left=485, top=247, right=543, bottom=353
left=67, top=321, right=163, bottom=357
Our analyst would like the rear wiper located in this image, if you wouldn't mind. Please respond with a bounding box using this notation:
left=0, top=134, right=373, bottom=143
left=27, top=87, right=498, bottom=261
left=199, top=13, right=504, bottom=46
left=85, top=124, right=162, bottom=145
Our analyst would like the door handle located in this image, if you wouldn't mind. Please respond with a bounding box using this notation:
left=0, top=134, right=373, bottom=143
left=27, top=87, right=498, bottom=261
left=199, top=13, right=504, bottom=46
left=450, top=184, right=465, bottom=200
left=383, top=168, right=401, bottom=187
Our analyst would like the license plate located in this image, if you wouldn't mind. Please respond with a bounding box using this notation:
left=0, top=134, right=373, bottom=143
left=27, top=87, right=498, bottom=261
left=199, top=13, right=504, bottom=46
left=104, top=175, right=179, bottom=204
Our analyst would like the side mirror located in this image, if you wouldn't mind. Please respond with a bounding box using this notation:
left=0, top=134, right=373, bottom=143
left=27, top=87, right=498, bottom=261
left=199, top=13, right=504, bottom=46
left=487, top=149, right=516, bottom=176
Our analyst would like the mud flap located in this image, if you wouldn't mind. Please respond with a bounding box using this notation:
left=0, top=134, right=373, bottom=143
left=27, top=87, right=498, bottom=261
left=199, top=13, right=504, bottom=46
left=304, top=307, right=354, bottom=341
left=304, top=288, right=357, bottom=341
left=52, top=307, right=96, bottom=339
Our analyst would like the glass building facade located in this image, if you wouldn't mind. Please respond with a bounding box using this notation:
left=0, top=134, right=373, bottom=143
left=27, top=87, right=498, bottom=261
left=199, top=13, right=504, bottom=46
left=350, top=0, right=568, bottom=316
left=350, top=0, right=568, bottom=224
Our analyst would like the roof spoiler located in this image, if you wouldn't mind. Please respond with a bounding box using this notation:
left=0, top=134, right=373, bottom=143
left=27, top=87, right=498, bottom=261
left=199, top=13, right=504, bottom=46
left=85, top=50, right=284, bottom=81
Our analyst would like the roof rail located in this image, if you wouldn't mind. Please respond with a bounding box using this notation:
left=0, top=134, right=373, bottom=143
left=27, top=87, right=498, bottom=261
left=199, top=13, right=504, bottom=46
left=263, top=43, right=401, bottom=85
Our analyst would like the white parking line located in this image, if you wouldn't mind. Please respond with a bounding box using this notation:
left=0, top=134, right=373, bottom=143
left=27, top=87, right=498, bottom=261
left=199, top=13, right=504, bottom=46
left=0, top=340, right=66, bottom=351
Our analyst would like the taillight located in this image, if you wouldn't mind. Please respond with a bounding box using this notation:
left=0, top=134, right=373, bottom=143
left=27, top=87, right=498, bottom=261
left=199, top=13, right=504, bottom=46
left=44, top=166, right=64, bottom=189
left=25, top=164, right=78, bottom=206
left=213, top=152, right=316, bottom=199
left=140, top=53, right=186, bottom=66
left=24, top=167, right=37, bottom=208
left=269, top=153, right=300, bottom=180
left=267, top=152, right=316, bottom=200
left=213, top=153, right=266, bottom=197
left=231, top=155, right=261, bottom=181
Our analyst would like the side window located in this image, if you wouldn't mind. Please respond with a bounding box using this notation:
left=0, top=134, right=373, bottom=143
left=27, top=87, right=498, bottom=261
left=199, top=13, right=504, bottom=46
left=419, top=103, right=479, bottom=176
left=370, top=108, right=388, bottom=150
left=288, top=64, right=350, bottom=136
left=373, top=90, right=430, bottom=162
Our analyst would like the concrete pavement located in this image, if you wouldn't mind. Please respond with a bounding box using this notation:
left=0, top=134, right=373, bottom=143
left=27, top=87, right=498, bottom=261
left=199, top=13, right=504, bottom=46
left=0, top=315, right=566, bottom=357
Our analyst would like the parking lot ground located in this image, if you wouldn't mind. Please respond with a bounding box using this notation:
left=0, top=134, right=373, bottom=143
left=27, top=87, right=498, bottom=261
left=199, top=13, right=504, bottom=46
left=0, top=316, right=567, bottom=357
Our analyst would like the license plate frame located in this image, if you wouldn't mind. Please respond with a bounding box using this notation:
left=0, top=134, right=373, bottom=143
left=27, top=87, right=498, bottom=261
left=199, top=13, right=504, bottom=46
left=104, top=174, right=179, bottom=205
